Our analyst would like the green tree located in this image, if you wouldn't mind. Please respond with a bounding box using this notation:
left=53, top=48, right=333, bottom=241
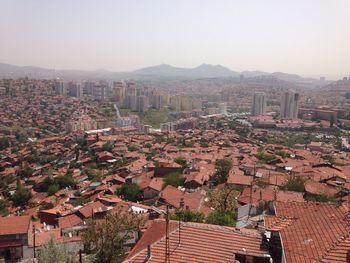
left=17, top=166, right=34, bottom=178
left=127, top=145, right=139, bottom=152
left=0, top=199, right=9, bottom=216
left=102, top=142, right=113, bottom=153
left=164, top=172, right=184, bottom=188
left=55, top=175, right=76, bottom=189
left=116, top=182, right=141, bottom=202
left=207, top=185, right=239, bottom=212
left=330, top=115, right=335, bottom=127
left=144, top=142, right=152, bottom=148
left=206, top=210, right=236, bottom=227
left=281, top=176, right=305, bottom=192
left=74, top=145, right=80, bottom=161
left=47, top=184, right=60, bottom=196
left=11, top=181, right=32, bottom=207
left=83, top=211, right=144, bottom=263
left=174, top=157, right=188, bottom=169
left=170, top=209, right=205, bottom=223
left=36, top=237, right=85, bottom=263
left=256, top=151, right=276, bottom=164
left=214, top=158, right=233, bottom=183
left=0, top=137, right=10, bottom=150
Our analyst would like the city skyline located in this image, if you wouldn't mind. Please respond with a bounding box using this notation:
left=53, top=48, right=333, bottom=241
left=1, top=0, right=350, bottom=79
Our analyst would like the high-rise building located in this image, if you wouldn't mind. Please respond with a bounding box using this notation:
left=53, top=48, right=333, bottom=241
left=218, top=102, right=228, bottom=115
left=92, top=83, right=107, bottom=101
left=82, top=81, right=93, bottom=95
left=111, top=81, right=125, bottom=104
left=54, top=80, right=67, bottom=96
left=69, top=82, right=83, bottom=98
left=192, top=98, right=202, bottom=110
left=126, top=82, right=137, bottom=96
left=280, top=90, right=299, bottom=119
left=125, top=95, right=137, bottom=111
left=251, top=92, right=266, bottom=116
left=137, top=96, right=149, bottom=113
left=170, top=95, right=181, bottom=111
left=150, top=94, right=162, bottom=110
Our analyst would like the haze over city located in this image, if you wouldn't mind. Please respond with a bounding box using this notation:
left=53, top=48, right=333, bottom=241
left=1, top=0, right=350, bottom=79
left=1, top=1, right=350, bottom=263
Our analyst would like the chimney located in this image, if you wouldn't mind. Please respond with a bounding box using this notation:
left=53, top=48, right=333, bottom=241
left=179, top=197, right=185, bottom=209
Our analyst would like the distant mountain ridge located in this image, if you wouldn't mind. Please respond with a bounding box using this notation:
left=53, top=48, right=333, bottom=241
left=0, top=62, right=317, bottom=83
left=134, top=63, right=239, bottom=78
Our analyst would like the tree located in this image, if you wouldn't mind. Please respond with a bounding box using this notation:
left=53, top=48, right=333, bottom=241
left=174, top=157, right=188, bottom=169
left=55, top=175, right=76, bottom=189
left=0, top=137, right=10, bottom=150
left=281, top=176, right=305, bottom=192
left=116, top=182, right=141, bottom=202
left=83, top=211, right=144, bottom=263
left=214, top=158, right=233, bottom=183
left=206, top=210, right=236, bottom=227
left=0, top=199, right=9, bottom=216
left=35, top=237, right=88, bottom=263
left=170, top=209, right=205, bottom=223
left=127, top=145, right=139, bottom=152
left=330, top=115, right=335, bottom=127
left=102, top=143, right=113, bottom=153
left=11, top=181, right=32, bottom=207
left=164, top=172, right=184, bottom=188
left=74, top=145, right=80, bottom=161
left=17, top=166, right=34, bottom=178
left=256, top=151, right=276, bottom=164
left=144, top=142, right=152, bottom=148
left=207, top=185, right=240, bottom=212
left=47, top=184, right=60, bottom=196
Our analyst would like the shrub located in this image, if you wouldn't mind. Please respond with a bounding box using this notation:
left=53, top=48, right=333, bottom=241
left=164, top=172, right=184, bottom=188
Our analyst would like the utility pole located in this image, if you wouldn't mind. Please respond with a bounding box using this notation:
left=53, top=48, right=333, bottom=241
left=165, top=205, right=170, bottom=263
left=33, top=225, right=36, bottom=261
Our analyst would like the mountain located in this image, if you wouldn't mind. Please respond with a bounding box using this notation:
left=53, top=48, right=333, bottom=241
left=0, top=63, right=54, bottom=79
left=0, top=63, right=126, bottom=80
left=0, top=62, right=320, bottom=83
left=133, top=63, right=239, bottom=78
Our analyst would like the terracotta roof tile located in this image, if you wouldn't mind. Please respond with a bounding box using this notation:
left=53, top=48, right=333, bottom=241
left=0, top=215, right=31, bottom=235
left=274, top=201, right=350, bottom=263
left=125, top=220, right=270, bottom=263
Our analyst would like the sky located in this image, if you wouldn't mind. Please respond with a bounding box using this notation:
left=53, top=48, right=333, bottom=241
left=0, top=0, right=350, bottom=78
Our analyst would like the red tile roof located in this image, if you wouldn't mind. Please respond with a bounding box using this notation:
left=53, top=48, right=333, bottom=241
left=0, top=215, right=31, bottom=235
left=160, top=186, right=207, bottom=213
left=304, top=179, right=338, bottom=196
left=125, top=219, right=270, bottom=263
left=77, top=201, right=107, bottom=218
left=57, top=214, right=82, bottom=229
left=274, top=201, right=350, bottom=263
left=148, top=177, right=164, bottom=192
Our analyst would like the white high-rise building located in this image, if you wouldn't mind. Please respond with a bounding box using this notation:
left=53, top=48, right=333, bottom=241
left=218, top=102, right=228, bottom=115
left=251, top=92, right=266, bottom=116
left=280, top=90, right=299, bottom=119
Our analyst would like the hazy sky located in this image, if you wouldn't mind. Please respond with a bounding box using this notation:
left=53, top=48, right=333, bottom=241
left=0, top=0, right=349, bottom=77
